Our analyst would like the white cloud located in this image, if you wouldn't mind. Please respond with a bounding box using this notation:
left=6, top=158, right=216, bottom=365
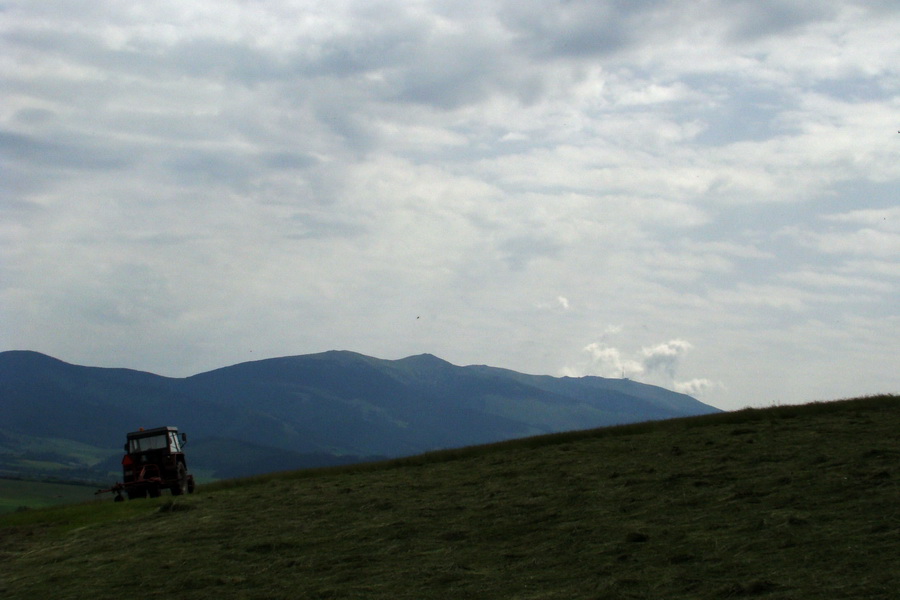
left=569, top=337, right=720, bottom=396
left=579, top=343, right=644, bottom=380
left=674, top=378, right=721, bottom=397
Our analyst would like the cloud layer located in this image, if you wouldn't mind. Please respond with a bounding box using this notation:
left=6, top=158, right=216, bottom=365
left=3, top=1, right=899, bottom=409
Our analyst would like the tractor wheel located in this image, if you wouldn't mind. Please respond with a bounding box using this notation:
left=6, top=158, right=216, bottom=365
left=187, top=475, right=195, bottom=494
left=172, top=464, right=188, bottom=496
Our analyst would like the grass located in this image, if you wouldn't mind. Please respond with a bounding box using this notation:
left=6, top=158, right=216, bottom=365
left=1, top=394, right=898, bottom=599
left=0, top=479, right=102, bottom=514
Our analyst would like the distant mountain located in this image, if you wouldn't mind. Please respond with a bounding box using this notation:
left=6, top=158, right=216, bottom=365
left=0, top=350, right=719, bottom=482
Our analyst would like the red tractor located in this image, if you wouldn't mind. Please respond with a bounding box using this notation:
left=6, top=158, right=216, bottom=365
left=97, top=426, right=195, bottom=501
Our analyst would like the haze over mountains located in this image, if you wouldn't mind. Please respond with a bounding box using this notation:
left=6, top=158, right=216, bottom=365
left=0, top=350, right=718, bottom=481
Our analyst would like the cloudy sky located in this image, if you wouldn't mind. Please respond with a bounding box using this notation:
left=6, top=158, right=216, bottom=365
left=3, top=0, right=899, bottom=410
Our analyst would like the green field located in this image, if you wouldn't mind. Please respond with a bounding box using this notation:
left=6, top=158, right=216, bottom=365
left=0, top=429, right=118, bottom=486
left=1, top=395, right=898, bottom=599
left=0, top=478, right=102, bottom=514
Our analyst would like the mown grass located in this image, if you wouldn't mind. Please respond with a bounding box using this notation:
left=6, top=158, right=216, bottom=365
left=1, top=395, right=898, bottom=599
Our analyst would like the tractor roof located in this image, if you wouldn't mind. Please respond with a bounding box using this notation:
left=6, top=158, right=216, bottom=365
left=126, top=426, right=179, bottom=439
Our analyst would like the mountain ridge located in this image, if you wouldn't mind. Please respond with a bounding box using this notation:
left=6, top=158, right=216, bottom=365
left=0, top=349, right=719, bottom=481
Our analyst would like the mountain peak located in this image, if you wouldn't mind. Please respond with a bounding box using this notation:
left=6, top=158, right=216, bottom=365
left=397, top=353, right=451, bottom=365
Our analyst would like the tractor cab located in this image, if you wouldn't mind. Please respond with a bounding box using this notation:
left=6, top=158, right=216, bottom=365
left=126, top=427, right=185, bottom=454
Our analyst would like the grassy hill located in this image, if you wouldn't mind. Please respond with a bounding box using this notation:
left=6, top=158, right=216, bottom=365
left=1, top=395, right=898, bottom=599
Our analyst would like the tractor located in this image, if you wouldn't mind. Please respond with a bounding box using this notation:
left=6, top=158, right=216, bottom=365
left=97, top=426, right=195, bottom=501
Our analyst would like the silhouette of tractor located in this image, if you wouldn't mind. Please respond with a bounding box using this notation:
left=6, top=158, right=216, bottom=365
left=97, top=426, right=195, bottom=501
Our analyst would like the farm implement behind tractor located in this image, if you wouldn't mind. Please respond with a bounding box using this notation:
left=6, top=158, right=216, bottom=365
left=97, top=426, right=195, bottom=501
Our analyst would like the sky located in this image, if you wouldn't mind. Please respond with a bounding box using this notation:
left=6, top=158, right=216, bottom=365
left=2, top=0, right=899, bottom=411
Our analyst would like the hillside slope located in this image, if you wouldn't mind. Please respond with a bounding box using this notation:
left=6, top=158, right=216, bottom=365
left=2, top=395, right=897, bottom=600
left=0, top=350, right=717, bottom=481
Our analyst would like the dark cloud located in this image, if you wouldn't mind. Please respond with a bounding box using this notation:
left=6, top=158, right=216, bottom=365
left=390, top=41, right=506, bottom=109
left=498, top=0, right=665, bottom=59
left=685, top=75, right=797, bottom=145
left=166, top=39, right=286, bottom=83
left=284, top=212, right=367, bottom=240
left=161, top=150, right=257, bottom=189
left=11, top=108, right=56, bottom=126
left=0, top=130, right=132, bottom=171
left=8, top=15, right=292, bottom=86
left=259, top=151, right=318, bottom=170
left=307, top=20, right=424, bottom=78
left=310, top=95, right=380, bottom=154
left=5, top=28, right=159, bottom=80
left=0, top=198, right=44, bottom=221
left=724, top=0, right=836, bottom=41
left=499, top=235, right=563, bottom=271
